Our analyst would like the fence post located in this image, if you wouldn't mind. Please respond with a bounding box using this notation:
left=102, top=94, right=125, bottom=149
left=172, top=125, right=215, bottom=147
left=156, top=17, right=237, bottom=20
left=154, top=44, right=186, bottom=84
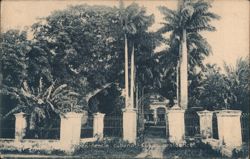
left=60, top=112, right=83, bottom=152
left=166, top=105, right=185, bottom=146
left=216, top=110, right=242, bottom=147
left=122, top=108, right=137, bottom=144
left=93, top=112, right=105, bottom=139
left=14, top=112, right=27, bottom=141
left=197, top=110, right=213, bottom=139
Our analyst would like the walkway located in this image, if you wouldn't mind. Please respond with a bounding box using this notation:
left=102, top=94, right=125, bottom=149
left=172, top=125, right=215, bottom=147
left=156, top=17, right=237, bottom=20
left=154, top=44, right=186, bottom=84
left=136, top=138, right=167, bottom=158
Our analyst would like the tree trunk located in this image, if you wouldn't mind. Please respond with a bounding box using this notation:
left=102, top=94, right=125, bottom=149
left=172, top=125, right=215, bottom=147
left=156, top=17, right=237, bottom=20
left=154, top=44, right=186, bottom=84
left=176, top=61, right=180, bottom=105
left=135, top=83, right=138, bottom=110
left=179, top=29, right=188, bottom=109
left=124, top=34, right=130, bottom=108
left=130, top=43, right=135, bottom=109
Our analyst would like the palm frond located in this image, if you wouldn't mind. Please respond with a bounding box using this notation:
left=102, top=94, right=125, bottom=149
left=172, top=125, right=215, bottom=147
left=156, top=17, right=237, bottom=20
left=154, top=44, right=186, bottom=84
left=158, top=6, right=177, bottom=18
left=3, top=105, right=26, bottom=118
left=157, top=23, right=175, bottom=34
left=51, top=84, right=67, bottom=97
left=22, top=80, right=32, bottom=95
left=42, top=82, right=55, bottom=99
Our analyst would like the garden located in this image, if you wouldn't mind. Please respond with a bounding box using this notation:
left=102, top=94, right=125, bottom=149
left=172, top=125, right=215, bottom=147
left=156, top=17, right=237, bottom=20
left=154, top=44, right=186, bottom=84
left=0, top=0, right=249, bottom=158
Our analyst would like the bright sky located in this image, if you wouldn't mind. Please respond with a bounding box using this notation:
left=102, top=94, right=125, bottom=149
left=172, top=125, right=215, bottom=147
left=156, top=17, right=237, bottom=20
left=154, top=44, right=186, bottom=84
left=1, top=0, right=249, bottom=68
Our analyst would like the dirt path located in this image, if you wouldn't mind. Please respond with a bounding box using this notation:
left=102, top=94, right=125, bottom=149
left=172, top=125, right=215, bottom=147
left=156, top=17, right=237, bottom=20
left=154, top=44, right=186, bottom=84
left=136, top=138, right=167, bottom=158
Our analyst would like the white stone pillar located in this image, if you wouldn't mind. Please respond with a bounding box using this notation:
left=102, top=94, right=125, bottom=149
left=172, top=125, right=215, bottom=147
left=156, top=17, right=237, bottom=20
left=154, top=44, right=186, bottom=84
left=122, top=108, right=137, bottom=144
left=167, top=105, right=185, bottom=145
left=179, top=29, right=188, bottom=110
left=197, top=110, right=213, bottom=139
left=93, top=112, right=105, bottom=139
left=216, top=110, right=242, bottom=147
left=153, top=108, right=157, bottom=125
left=14, top=112, right=27, bottom=140
left=60, top=112, right=83, bottom=151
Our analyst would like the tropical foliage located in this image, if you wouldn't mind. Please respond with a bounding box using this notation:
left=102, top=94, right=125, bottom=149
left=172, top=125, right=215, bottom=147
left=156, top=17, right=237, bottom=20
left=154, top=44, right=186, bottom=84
left=1, top=4, right=158, bottom=121
left=157, top=0, right=220, bottom=108
left=2, top=77, right=80, bottom=129
left=190, top=57, right=249, bottom=112
left=0, top=30, right=30, bottom=88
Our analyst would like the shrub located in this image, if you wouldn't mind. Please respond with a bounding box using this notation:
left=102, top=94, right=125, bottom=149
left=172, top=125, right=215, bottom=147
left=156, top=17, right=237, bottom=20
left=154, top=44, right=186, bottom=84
left=164, top=139, right=222, bottom=158
left=73, top=138, right=142, bottom=157
left=0, top=147, right=65, bottom=155
left=232, top=147, right=249, bottom=158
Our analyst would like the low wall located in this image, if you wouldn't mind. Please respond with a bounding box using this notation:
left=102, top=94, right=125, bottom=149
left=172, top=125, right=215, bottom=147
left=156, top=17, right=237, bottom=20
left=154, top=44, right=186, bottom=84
left=80, top=138, right=97, bottom=143
left=202, top=138, right=244, bottom=157
left=0, top=138, right=61, bottom=151
left=0, top=137, right=98, bottom=153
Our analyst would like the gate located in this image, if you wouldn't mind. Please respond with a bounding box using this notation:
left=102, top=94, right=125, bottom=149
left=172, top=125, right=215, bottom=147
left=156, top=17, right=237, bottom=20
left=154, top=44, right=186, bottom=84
left=81, top=116, right=94, bottom=138
left=104, top=115, right=123, bottom=137
left=241, top=113, right=249, bottom=142
left=185, top=110, right=200, bottom=137
left=24, top=115, right=60, bottom=139
left=143, top=108, right=166, bottom=138
left=0, top=116, right=15, bottom=138
left=212, top=113, right=219, bottom=139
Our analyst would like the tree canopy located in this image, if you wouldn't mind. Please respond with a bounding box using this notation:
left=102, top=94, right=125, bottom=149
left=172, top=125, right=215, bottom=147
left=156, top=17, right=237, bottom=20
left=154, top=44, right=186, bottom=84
left=1, top=4, right=158, bottom=117
left=0, top=2, right=248, bottom=121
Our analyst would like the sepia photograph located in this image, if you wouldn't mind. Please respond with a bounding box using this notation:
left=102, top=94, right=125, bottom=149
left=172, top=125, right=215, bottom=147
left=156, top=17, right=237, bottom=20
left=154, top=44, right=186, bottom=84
left=0, top=0, right=249, bottom=158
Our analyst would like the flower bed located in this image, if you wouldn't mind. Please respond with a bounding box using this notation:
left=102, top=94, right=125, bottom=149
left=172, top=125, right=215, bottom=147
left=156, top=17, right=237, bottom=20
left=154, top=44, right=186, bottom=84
left=73, top=138, right=143, bottom=158
left=163, top=139, right=223, bottom=158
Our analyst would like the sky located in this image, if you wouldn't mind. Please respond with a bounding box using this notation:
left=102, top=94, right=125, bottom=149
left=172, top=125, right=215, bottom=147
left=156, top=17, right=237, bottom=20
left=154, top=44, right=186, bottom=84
left=1, top=0, right=249, bottom=68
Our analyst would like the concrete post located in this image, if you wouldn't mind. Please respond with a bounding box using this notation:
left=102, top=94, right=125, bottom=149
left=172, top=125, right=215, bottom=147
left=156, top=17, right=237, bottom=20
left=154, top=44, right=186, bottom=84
left=153, top=109, right=157, bottom=125
left=197, top=110, right=213, bottom=139
left=122, top=108, right=137, bottom=144
left=166, top=105, right=185, bottom=145
left=14, top=112, right=27, bottom=141
left=179, top=29, right=188, bottom=110
left=60, top=112, right=83, bottom=151
left=216, top=110, right=242, bottom=147
left=93, top=112, right=105, bottom=139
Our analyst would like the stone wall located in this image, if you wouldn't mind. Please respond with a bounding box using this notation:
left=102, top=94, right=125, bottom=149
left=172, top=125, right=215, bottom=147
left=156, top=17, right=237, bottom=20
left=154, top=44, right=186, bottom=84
left=0, top=139, right=60, bottom=151
left=0, top=111, right=103, bottom=153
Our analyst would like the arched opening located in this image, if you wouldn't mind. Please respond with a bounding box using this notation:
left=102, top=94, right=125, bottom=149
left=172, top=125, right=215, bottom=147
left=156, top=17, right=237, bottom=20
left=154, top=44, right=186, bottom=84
left=140, top=93, right=169, bottom=138
left=81, top=84, right=124, bottom=138
left=185, top=109, right=200, bottom=137
left=157, top=107, right=166, bottom=126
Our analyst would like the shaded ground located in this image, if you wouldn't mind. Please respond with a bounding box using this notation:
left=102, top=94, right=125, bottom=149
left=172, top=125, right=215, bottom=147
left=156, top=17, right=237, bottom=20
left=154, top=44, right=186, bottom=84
left=136, top=138, right=167, bottom=158
left=135, top=136, right=226, bottom=158
left=163, top=146, right=224, bottom=159
left=1, top=136, right=248, bottom=158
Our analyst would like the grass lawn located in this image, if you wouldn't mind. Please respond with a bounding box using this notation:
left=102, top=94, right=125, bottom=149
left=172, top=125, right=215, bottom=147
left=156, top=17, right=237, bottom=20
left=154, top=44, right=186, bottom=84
left=163, top=140, right=224, bottom=158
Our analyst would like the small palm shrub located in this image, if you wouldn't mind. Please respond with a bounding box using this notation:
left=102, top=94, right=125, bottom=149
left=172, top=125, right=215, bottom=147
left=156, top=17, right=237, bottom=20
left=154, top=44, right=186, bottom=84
left=3, top=77, right=82, bottom=131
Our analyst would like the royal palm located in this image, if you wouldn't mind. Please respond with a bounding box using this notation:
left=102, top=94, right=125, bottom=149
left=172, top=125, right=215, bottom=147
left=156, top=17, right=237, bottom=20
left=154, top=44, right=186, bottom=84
left=158, top=0, right=220, bottom=109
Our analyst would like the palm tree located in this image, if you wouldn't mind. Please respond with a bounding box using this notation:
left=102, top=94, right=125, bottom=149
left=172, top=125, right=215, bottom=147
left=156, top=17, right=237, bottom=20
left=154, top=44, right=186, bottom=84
left=119, top=1, right=154, bottom=109
left=119, top=0, right=130, bottom=109
left=158, top=0, right=220, bottom=109
left=223, top=56, right=249, bottom=111
left=3, top=77, right=80, bottom=130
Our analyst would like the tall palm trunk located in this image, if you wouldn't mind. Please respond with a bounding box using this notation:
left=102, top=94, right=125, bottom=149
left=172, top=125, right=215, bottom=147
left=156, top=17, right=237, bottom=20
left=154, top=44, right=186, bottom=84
left=130, top=43, right=135, bottom=109
left=179, top=29, right=188, bottom=109
left=136, top=83, right=138, bottom=110
left=124, top=34, right=130, bottom=108
left=176, top=61, right=180, bottom=105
